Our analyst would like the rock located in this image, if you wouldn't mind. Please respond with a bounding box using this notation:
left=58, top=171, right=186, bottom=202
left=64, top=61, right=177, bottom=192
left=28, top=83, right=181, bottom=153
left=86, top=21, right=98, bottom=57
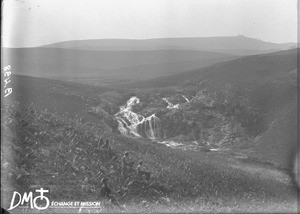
left=132, top=102, right=144, bottom=112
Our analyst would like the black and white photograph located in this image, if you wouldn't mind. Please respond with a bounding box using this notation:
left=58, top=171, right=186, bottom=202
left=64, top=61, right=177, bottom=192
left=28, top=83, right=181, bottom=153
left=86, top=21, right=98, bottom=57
left=1, top=0, right=299, bottom=213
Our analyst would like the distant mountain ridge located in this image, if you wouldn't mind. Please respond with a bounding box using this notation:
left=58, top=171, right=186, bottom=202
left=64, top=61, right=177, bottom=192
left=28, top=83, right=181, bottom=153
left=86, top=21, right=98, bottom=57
left=42, top=36, right=295, bottom=55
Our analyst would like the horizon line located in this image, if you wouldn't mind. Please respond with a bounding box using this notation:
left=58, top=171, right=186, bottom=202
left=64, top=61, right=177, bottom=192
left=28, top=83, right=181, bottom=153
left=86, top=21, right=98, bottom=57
left=2, top=35, right=297, bottom=49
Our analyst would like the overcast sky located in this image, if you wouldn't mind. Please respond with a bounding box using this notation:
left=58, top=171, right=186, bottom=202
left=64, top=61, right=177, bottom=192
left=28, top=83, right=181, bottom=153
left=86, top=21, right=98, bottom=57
left=2, top=0, right=297, bottom=47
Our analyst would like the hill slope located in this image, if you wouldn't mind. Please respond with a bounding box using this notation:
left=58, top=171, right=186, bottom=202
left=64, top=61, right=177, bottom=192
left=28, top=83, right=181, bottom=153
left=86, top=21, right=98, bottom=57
left=248, top=99, right=297, bottom=169
left=3, top=75, right=107, bottom=117
left=119, top=49, right=297, bottom=169
left=2, top=48, right=237, bottom=83
left=1, top=75, right=298, bottom=213
left=125, top=49, right=297, bottom=89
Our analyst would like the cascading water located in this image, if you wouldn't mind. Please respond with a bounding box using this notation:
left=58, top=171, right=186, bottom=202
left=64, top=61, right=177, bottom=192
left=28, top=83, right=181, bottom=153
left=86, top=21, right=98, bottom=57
left=182, top=95, right=191, bottom=102
left=115, top=97, right=161, bottom=139
left=115, top=96, right=213, bottom=152
left=162, top=98, right=179, bottom=109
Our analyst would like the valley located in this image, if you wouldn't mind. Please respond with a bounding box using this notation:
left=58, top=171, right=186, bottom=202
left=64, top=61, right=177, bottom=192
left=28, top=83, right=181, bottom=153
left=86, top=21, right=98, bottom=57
left=1, top=38, right=298, bottom=212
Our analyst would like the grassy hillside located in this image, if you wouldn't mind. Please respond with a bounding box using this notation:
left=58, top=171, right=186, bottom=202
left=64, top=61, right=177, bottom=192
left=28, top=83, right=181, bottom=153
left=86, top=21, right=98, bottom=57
left=121, top=49, right=297, bottom=170
left=125, top=49, right=297, bottom=89
left=247, top=99, right=297, bottom=169
left=4, top=75, right=108, bottom=117
left=1, top=48, right=298, bottom=212
left=1, top=99, right=298, bottom=213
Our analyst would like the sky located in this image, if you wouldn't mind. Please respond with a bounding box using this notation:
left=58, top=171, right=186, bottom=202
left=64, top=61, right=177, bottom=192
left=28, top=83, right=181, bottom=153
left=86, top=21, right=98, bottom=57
left=1, top=0, right=297, bottom=47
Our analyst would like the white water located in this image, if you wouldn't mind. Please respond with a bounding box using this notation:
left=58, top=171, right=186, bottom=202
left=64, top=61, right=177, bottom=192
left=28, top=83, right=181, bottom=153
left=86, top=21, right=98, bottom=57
left=115, top=96, right=221, bottom=152
left=115, top=97, right=161, bottom=139
left=162, top=98, right=179, bottom=109
left=156, top=140, right=213, bottom=151
left=163, top=95, right=192, bottom=109
left=182, top=95, right=190, bottom=102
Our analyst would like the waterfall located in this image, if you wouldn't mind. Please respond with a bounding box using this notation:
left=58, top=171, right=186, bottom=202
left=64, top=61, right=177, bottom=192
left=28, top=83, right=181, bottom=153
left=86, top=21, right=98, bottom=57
left=139, top=114, right=161, bottom=139
left=115, top=97, right=161, bottom=139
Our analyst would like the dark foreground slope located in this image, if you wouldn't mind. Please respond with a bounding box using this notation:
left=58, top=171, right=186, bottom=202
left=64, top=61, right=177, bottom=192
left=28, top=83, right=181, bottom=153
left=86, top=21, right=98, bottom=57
left=2, top=105, right=298, bottom=213
left=1, top=74, right=298, bottom=213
